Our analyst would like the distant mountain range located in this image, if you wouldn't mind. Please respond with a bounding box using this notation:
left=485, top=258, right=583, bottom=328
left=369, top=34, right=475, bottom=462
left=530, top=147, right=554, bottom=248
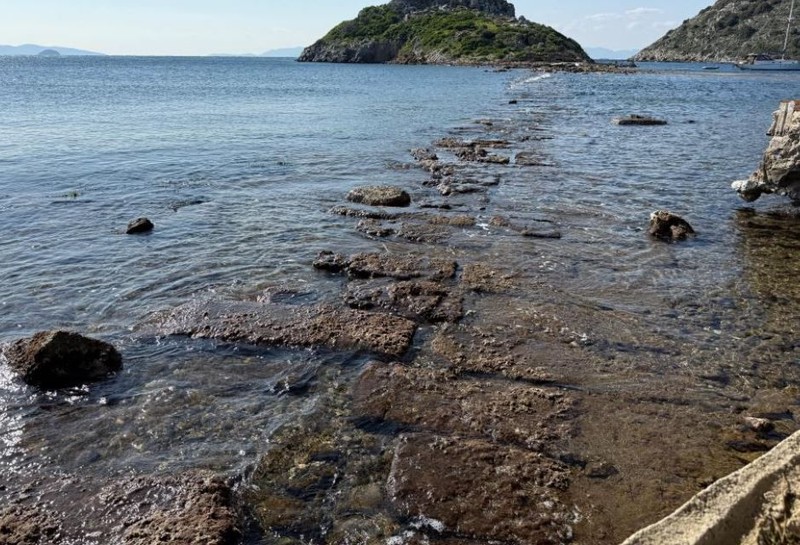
left=262, top=47, right=304, bottom=58
left=0, top=44, right=105, bottom=56
left=584, top=47, right=640, bottom=60
left=1, top=43, right=635, bottom=62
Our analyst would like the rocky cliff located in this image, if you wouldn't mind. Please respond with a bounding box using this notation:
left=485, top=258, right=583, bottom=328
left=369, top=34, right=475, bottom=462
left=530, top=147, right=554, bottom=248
left=635, top=0, right=800, bottom=62
left=733, top=100, right=800, bottom=202
left=298, top=0, right=589, bottom=64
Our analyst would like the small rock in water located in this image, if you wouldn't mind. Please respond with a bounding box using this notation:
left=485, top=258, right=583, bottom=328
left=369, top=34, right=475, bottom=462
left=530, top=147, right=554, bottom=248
left=126, top=217, right=154, bottom=234
left=346, top=185, right=411, bottom=207
left=2, top=331, right=122, bottom=389
left=586, top=461, right=619, bottom=479
left=743, top=416, right=775, bottom=433
left=613, top=114, right=667, bottom=126
left=648, top=210, right=695, bottom=242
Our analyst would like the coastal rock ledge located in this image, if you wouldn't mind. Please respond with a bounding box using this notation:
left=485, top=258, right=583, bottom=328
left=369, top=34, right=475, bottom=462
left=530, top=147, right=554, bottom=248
left=298, top=0, right=589, bottom=65
left=733, top=100, right=800, bottom=202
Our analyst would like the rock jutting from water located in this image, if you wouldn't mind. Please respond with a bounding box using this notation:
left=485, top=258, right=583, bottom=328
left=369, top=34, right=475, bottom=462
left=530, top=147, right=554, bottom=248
left=126, top=217, right=154, bottom=234
left=2, top=331, right=122, bottom=389
left=613, top=115, right=668, bottom=126
left=733, top=100, right=800, bottom=202
left=346, top=185, right=412, bottom=207
left=648, top=210, right=695, bottom=242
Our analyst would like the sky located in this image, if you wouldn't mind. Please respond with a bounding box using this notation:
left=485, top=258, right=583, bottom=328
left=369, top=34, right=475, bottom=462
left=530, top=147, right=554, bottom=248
left=0, top=0, right=712, bottom=56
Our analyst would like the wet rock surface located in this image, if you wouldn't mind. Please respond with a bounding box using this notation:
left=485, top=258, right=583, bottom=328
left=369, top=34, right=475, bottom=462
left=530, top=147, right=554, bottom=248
left=0, top=505, right=59, bottom=545
left=648, top=210, right=696, bottom=241
left=346, top=185, right=411, bottom=207
left=0, top=472, right=240, bottom=545
left=315, top=251, right=458, bottom=281
left=157, top=299, right=417, bottom=358
left=613, top=115, right=668, bottom=126
left=353, top=364, right=573, bottom=446
left=388, top=434, right=574, bottom=544
left=126, top=217, right=154, bottom=234
left=106, top=473, right=240, bottom=545
left=2, top=331, right=122, bottom=389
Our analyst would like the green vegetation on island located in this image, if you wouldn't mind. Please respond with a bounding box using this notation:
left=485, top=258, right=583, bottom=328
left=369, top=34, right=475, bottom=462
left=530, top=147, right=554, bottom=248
left=299, top=0, right=589, bottom=64
left=635, top=0, right=800, bottom=62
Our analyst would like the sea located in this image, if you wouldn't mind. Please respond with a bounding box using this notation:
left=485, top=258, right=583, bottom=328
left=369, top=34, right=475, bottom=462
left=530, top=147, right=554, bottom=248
left=1, top=56, right=799, bottom=540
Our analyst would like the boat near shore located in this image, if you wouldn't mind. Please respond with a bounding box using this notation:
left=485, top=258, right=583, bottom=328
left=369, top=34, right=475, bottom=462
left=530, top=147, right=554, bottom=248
left=735, top=53, right=800, bottom=70
left=736, top=0, right=800, bottom=70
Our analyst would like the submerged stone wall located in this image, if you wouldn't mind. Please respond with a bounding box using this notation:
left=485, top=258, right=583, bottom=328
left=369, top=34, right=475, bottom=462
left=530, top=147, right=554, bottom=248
left=733, top=100, right=800, bottom=202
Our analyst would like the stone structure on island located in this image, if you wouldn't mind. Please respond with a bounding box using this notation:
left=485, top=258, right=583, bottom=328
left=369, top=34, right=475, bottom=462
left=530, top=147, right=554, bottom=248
left=298, top=0, right=589, bottom=64
left=733, top=100, right=800, bottom=202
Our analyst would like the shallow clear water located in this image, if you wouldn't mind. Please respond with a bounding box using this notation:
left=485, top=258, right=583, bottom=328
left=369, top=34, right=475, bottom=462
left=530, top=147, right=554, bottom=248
left=1, top=57, right=799, bottom=512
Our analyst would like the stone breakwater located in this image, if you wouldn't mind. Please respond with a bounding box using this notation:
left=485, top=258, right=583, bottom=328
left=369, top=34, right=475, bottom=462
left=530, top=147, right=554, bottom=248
left=182, top=83, right=794, bottom=544
left=2, top=75, right=799, bottom=545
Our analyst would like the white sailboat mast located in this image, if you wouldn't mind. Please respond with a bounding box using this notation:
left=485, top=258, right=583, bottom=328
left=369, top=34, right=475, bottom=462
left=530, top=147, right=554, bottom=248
left=784, top=0, right=795, bottom=58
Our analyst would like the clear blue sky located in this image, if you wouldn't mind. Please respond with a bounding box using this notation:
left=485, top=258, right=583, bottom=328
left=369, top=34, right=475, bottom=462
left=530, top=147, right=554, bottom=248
left=0, top=0, right=711, bottom=55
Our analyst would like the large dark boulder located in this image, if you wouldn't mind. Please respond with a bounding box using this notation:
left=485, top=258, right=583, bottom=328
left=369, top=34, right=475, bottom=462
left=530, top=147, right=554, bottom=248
left=126, top=217, right=154, bottom=234
left=3, top=331, right=122, bottom=389
left=648, top=210, right=696, bottom=242
left=614, top=115, right=667, bottom=126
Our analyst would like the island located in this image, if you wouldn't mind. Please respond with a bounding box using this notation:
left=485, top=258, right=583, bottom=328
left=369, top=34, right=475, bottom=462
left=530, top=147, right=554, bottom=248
left=634, top=0, right=800, bottom=62
left=298, top=0, right=590, bottom=64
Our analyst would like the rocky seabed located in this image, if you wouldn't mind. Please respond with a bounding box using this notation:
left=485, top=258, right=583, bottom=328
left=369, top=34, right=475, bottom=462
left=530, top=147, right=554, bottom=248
left=2, top=75, right=800, bottom=545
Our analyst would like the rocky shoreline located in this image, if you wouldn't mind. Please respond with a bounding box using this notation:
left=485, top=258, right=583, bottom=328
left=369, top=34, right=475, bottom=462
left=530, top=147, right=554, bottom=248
left=2, top=73, right=799, bottom=545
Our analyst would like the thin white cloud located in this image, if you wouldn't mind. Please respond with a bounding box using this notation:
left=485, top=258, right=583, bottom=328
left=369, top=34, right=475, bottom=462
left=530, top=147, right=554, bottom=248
left=586, top=12, right=624, bottom=22
left=625, top=7, right=665, bottom=19
left=565, top=6, right=677, bottom=50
